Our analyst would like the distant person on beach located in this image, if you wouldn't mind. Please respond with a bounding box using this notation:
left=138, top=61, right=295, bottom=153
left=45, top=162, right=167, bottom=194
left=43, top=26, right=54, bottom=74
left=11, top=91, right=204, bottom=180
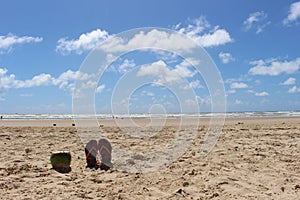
left=0, top=116, right=2, bottom=120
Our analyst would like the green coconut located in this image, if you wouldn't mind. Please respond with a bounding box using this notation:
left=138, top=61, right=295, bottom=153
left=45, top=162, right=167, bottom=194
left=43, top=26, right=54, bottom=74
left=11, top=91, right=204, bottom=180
left=50, top=151, right=71, bottom=173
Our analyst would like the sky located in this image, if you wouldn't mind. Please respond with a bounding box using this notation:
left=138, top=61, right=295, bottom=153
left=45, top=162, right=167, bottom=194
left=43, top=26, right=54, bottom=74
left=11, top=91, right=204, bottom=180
left=0, top=0, right=300, bottom=114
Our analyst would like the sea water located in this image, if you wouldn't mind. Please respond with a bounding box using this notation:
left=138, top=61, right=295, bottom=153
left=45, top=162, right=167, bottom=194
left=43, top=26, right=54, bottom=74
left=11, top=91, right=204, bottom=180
left=1, top=111, right=300, bottom=120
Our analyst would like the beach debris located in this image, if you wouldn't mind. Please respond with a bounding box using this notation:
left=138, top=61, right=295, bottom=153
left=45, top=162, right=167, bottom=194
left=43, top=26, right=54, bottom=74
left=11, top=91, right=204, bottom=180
left=50, top=151, right=71, bottom=173
left=183, top=181, right=189, bottom=187
left=25, top=148, right=32, bottom=154
left=175, top=188, right=188, bottom=196
left=53, top=123, right=56, bottom=126
left=211, top=193, right=219, bottom=198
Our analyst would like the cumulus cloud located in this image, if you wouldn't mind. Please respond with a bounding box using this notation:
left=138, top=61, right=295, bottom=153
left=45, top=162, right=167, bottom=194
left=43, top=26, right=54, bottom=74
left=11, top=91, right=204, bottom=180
left=248, top=58, right=300, bottom=76
left=118, top=59, right=136, bottom=73
left=176, top=17, right=233, bottom=47
left=0, top=33, right=42, bottom=54
left=219, top=52, right=234, bottom=64
left=283, top=1, right=300, bottom=25
left=230, top=82, right=248, bottom=89
left=95, top=84, right=105, bottom=93
left=56, top=29, right=109, bottom=55
left=181, top=80, right=203, bottom=90
left=100, top=29, right=197, bottom=53
left=255, top=91, right=269, bottom=96
left=100, top=17, right=230, bottom=54
left=66, top=18, right=232, bottom=56
left=143, top=91, right=154, bottom=97
left=1, top=68, right=54, bottom=90
left=137, top=60, right=182, bottom=85
left=227, top=89, right=236, bottom=95
left=137, top=60, right=197, bottom=86
left=247, top=90, right=269, bottom=97
left=234, top=99, right=243, bottom=105
left=281, top=77, right=296, bottom=85
left=288, top=86, right=300, bottom=93
left=198, top=29, right=233, bottom=47
left=173, top=59, right=197, bottom=78
left=0, top=68, right=93, bottom=95
left=54, top=70, right=93, bottom=89
left=243, top=11, right=270, bottom=34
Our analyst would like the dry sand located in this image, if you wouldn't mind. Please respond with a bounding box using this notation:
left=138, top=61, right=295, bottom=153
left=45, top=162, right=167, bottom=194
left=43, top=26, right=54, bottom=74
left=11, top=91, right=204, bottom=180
left=0, top=117, right=300, bottom=199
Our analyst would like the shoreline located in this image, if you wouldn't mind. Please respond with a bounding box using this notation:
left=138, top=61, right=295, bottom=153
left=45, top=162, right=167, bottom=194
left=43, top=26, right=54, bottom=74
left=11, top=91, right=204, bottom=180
left=0, top=116, right=299, bottom=127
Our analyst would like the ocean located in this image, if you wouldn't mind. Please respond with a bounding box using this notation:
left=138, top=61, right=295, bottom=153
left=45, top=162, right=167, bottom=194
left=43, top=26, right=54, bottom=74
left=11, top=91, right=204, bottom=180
left=1, top=111, right=300, bottom=120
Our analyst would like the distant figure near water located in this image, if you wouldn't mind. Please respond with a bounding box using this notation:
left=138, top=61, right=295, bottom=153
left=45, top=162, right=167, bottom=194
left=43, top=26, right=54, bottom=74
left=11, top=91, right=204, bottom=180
left=0, top=116, right=2, bottom=120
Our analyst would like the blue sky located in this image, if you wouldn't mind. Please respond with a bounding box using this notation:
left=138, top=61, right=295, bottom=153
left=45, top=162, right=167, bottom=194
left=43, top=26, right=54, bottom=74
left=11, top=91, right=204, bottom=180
left=1, top=0, right=300, bottom=114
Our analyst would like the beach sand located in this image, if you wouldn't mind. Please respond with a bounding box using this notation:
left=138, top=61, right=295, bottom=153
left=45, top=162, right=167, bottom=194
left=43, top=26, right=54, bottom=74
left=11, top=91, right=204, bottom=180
left=0, top=117, right=300, bottom=199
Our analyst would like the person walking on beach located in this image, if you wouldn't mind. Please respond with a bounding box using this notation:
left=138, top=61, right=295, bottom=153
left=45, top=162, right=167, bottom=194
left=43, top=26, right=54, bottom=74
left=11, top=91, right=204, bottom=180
left=0, top=116, right=2, bottom=120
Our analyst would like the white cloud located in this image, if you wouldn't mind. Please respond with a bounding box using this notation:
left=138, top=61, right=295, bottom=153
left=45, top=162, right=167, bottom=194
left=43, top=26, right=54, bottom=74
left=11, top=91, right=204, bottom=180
left=0, top=33, right=42, bottom=53
left=196, top=95, right=212, bottom=106
left=95, top=23, right=231, bottom=58
left=219, top=52, right=234, bottom=64
left=255, top=91, right=269, bottom=96
left=225, top=75, right=252, bottom=84
left=118, top=59, right=136, bottom=73
left=176, top=17, right=233, bottom=47
left=182, top=80, right=203, bottom=90
left=0, top=68, right=8, bottom=76
left=102, top=17, right=232, bottom=51
left=0, top=69, right=54, bottom=89
left=243, top=11, right=269, bottom=34
left=189, top=80, right=203, bottom=89
left=55, top=70, right=92, bottom=89
left=173, top=60, right=197, bottom=78
left=248, top=89, right=269, bottom=97
left=0, top=68, right=93, bottom=94
left=184, top=98, right=198, bottom=107
left=194, top=29, right=233, bottom=47
left=15, top=73, right=54, bottom=88
left=137, top=60, right=197, bottom=86
left=249, top=58, right=300, bottom=76
left=56, top=29, right=109, bottom=55
left=230, top=82, right=248, bottom=89
left=100, top=29, right=196, bottom=53
left=234, top=99, right=243, bottom=105
left=281, top=77, right=296, bottom=85
left=283, top=1, right=300, bottom=25
left=95, top=84, right=105, bottom=93
left=288, top=86, right=300, bottom=93
left=227, top=89, right=236, bottom=94
left=20, top=93, right=33, bottom=97
left=146, top=92, right=155, bottom=97
left=57, top=18, right=232, bottom=56
left=137, top=60, right=182, bottom=85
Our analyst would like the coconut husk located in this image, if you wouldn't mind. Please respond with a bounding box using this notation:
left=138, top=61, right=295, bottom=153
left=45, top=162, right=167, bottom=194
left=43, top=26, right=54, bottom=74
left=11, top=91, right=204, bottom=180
left=50, top=151, right=71, bottom=173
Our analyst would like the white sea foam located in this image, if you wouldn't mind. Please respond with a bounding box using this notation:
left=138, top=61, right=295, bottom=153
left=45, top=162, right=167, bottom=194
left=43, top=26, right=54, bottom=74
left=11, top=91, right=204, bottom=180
left=1, top=111, right=300, bottom=120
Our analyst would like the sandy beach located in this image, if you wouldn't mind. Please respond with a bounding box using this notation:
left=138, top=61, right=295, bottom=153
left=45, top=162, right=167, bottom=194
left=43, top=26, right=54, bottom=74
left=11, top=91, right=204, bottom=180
left=0, top=117, right=300, bottom=199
